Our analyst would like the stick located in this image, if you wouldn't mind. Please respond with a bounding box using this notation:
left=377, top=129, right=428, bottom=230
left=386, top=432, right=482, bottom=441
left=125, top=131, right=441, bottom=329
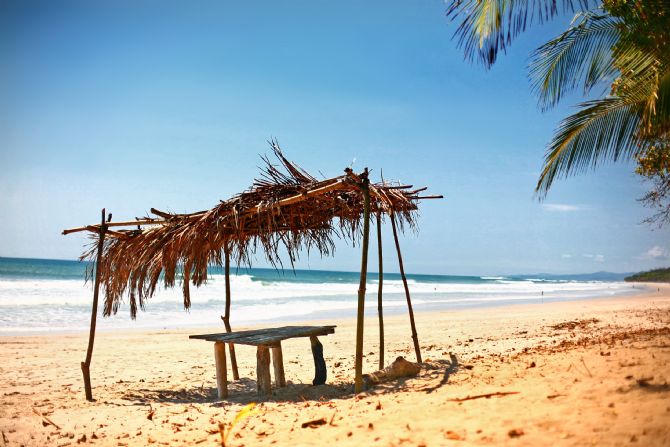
left=390, top=213, right=422, bottom=363
left=448, top=391, right=520, bottom=402
left=221, top=244, right=239, bottom=380
left=81, top=208, right=107, bottom=401
left=376, top=212, right=385, bottom=370
left=32, top=408, right=61, bottom=430
left=354, top=169, right=371, bottom=394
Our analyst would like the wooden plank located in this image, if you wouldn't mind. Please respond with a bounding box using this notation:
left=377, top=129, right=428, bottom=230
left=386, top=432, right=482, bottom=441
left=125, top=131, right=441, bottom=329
left=214, top=342, right=228, bottom=399
left=190, top=325, right=335, bottom=345
left=271, top=344, right=286, bottom=387
left=256, top=345, right=272, bottom=396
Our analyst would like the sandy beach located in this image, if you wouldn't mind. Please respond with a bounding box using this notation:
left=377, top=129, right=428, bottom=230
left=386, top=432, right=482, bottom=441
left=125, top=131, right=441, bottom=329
left=1, top=284, right=669, bottom=446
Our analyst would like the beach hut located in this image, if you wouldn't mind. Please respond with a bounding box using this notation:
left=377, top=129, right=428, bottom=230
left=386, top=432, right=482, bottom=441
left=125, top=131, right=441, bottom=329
left=63, top=143, right=442, bottom=400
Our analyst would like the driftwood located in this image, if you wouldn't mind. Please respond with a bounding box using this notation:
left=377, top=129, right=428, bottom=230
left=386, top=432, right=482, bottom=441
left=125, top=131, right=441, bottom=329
left=363, top=356, right=421, bottom=388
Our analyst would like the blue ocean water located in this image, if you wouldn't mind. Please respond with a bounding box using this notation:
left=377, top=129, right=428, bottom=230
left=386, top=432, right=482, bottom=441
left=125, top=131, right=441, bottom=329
left=0, top=257, right=640, bottom=335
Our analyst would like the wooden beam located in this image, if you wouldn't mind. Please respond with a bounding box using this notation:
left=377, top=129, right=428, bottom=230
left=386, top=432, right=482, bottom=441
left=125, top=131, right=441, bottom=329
left=354, top=169, right=371, bottom=394
left=271, top=344, right=286, bottom=387
left=414, top=195, right=444, bottom=200
left=150, top=208, right=173, bottom=219
left=256, top=345, right=272, bottom=396
left=381, top=184, right=413, bottom=190
left=63, top=177, right=349, bottom=236
left=214, top=341, right=228, bottom=399
left=376, top=212, right=385, bottom=370
left=81, top=208, right=107, bottom=401
left=390, top=213, right=422, bottom=363
left=63, top=219, right=164, bottom=235
left=408, top=187, right=428, bottom=194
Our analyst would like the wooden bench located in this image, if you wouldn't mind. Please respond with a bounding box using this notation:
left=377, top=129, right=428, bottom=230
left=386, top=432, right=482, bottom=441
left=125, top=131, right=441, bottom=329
left=190, top=325, right=336, bottom=398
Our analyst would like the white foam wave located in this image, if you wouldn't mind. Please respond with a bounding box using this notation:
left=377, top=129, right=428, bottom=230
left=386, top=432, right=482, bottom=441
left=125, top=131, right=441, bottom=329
left=0, top=275, right=642, bottom=334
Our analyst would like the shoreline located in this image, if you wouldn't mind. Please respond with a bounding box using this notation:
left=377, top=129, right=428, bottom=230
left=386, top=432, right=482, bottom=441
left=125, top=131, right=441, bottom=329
left=1, top=285, right=669, bottom=446
left=0, top=281, right=651, bottom=337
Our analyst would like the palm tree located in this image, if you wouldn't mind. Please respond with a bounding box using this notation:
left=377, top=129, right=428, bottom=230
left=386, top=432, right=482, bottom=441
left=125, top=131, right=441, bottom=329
left=446, top=0, right=670, bottom=198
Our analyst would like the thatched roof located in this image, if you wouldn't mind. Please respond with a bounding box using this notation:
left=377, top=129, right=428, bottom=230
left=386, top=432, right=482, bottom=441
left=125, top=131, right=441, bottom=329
left=63, top=143, right=441, bottom=318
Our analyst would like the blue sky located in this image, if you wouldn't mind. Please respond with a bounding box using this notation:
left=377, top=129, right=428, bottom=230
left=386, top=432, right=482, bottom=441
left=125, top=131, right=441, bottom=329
left=1, top=0, right=669, bottom=275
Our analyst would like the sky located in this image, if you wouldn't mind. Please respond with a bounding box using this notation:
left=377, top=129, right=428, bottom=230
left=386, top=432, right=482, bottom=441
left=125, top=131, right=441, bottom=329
left=1, top=0, right=669, bottom=276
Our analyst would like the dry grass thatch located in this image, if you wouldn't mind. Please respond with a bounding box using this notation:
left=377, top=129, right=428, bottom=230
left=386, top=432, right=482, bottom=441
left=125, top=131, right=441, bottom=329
left=64, top=142, right=440, bottom=318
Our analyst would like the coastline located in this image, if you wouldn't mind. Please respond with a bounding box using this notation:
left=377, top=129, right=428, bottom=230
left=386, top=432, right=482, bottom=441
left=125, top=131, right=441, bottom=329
left=1, top=285, right=669, bottom=446
left=0, top=278, right=646, bottom=337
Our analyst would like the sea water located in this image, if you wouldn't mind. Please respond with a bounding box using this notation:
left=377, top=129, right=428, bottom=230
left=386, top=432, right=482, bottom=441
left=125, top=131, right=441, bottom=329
left=0, top=257, right=640, bottom=335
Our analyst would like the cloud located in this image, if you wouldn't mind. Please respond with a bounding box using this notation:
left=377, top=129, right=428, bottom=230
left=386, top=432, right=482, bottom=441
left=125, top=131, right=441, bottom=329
left=582, top=254, right=605, bottom=262
left=643, top=246, right=669, bottom=260
left=541, top=203, right=582, bottom=212
left=561, top=254, right=573, bottom=259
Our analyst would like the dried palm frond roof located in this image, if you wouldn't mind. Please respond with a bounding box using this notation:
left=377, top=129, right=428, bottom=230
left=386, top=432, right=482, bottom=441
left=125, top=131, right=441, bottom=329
left=63, top=142, right=442, bottom=318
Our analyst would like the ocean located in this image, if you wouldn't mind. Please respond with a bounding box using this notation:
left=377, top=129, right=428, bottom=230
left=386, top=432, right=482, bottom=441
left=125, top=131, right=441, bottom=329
left=0, top=257, right=640, bottom=335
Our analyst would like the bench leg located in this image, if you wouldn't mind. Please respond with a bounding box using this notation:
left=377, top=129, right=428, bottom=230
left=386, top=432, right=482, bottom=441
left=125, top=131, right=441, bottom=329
left=271, top=344, right=286, bottom=388
left=310, top=336, right=327, bottom=385
left=256, top=345, right=272, bottom=396
left=214, top=342, right=228, bottom=399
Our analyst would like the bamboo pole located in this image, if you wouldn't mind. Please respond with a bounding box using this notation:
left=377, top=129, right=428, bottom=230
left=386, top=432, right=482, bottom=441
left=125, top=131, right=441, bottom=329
left=390, top=213, right=422, bottom=363
left=354, top=169, right=371, bottom=394
left=221, top=244, right=239, bottom=380
left=376, top=212, right=385, bottom=370
left=81, top=208, right=107, bottom=401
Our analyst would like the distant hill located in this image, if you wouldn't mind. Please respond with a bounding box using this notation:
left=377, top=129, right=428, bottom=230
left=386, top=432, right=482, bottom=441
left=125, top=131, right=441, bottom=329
left=624, top=268, right=670, bottom=283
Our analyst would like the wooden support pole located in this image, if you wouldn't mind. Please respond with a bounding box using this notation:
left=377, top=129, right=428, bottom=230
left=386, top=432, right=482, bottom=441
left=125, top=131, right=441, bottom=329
left=256, top=345, right=272, bottom=396
left=214, top=341, right=228, bottom=399
left=221, top=244, right=239, bottom=380
left=376, top=212, right=385, bottom=370
left=271, top=344, right=286, bottom=387
left=310, top=336, right=327, bottom=385
left=354, top=169, right=371, bottom=393
left=81, top=208, right=107, bottom=401
left=390, top=213, right=422, bottom=363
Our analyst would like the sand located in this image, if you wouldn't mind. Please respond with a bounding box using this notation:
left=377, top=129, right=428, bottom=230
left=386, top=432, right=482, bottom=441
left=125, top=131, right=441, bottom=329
left=1, top=284, right=669, bottom=446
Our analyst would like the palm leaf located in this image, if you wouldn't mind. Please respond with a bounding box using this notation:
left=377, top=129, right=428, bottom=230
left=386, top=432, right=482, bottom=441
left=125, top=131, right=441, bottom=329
left=536, top=97, right=644, bottom=196
left=529, top=12, right=621, bottom=110
left=446, top=0, right=593, bottom=67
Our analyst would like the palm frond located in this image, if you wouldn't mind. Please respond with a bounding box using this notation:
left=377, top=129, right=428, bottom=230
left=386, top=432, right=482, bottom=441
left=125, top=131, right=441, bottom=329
left=529, top=12, right=620, bottom=110
left=446, top=0, right=593, bottom=67
left=536, top=97, right=643, bottom=196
